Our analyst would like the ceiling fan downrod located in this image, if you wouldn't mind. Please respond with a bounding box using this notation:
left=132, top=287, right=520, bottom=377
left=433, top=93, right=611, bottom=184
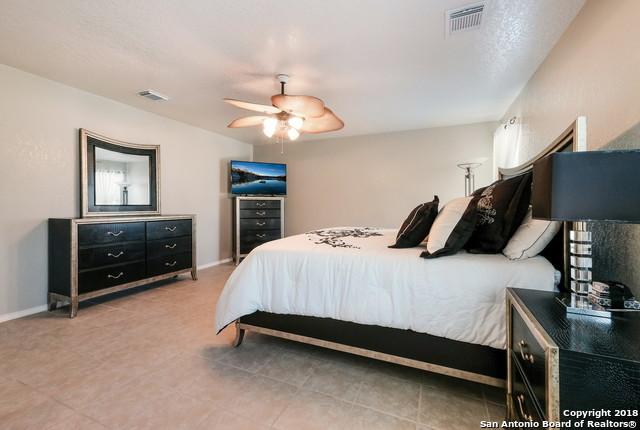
left=277, top=74, right=289, bottom=95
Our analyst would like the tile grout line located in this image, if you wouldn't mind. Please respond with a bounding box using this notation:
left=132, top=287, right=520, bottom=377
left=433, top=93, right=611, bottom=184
left=224, top=345, right=432, bottom=425
left=270, top=376, right=305, bottom=429
left=27, top=381, right=114, bottom=429
left=418, top=382, right=424, bottom=426
left=482, top=390, right=491, bottom=420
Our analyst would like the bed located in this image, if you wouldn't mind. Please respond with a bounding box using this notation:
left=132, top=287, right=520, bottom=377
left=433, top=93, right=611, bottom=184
left=216, top=118, right=585, bottom=387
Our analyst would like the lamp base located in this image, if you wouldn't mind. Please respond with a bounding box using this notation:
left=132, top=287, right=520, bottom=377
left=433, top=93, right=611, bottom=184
left=556, top=292, right=640, bottom=319
left=569, top=223, right=592, bottom=295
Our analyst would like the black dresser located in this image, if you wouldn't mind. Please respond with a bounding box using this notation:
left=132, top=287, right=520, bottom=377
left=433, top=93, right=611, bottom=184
left=233, top=197, right=284, bottom=264
left=506, top=288, right=640, bottom=425
left=48, top=215, right=196, bottom=317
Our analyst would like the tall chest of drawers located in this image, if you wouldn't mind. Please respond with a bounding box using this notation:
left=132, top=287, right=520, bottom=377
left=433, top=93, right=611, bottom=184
left=48, top=215, right=196, bottom=317
left=233, top=196, right=284, bottom=264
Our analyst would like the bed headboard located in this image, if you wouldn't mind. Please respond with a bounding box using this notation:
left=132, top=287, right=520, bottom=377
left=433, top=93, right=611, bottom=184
left=497, top=117, right=586, bottom=290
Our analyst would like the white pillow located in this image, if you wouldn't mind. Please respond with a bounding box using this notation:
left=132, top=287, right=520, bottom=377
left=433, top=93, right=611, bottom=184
left=426, top=196, right=474, bottom=255
left=503, top=208, right=561, bottom=260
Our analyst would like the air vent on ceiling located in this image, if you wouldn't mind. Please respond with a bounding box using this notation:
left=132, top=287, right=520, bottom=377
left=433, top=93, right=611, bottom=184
left=446, top=3, right=484, bottom=36
left=138, top=90, right=169, bottom=101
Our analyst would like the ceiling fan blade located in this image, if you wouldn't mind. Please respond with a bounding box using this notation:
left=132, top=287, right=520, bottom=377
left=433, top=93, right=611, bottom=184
left=300, top=108, right=344, bottom=133
left=227, top=115, right=269, bottom=128
left=271, top=94, right=325, bottom=118
left=223, top=98, right=281, bottom=115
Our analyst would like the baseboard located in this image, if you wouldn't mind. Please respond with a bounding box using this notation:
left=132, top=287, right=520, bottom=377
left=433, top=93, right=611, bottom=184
left=197, top=258, right=232, bottom=270
left=0, top=304, right=48, bottom=323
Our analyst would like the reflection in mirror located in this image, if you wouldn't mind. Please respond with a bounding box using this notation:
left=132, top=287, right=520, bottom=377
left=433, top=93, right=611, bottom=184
left=94, top=147, right=150, bottom=205
left=591, top=122, right=640, bottom=298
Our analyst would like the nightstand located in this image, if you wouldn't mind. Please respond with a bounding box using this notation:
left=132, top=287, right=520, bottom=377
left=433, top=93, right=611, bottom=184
left=506, top=288, right=640, bottom=424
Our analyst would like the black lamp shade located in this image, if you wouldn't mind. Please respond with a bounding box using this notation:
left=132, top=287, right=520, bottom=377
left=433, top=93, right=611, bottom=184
left=532, top=150, right=640, bottom=223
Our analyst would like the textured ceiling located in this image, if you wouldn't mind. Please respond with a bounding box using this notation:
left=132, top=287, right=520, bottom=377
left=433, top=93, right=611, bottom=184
left=0, top=0, right=584, bottom=144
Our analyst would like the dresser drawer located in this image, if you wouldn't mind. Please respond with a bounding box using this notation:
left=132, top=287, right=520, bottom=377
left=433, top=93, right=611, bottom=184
left=78, top=222, right=145, bottom=246
left=511, top=356, right=544, bottom=423
left=240, top=230, right=281, bottom=254
left=78, top=242, right=145, bottom=270
left=147, top=252, right=192, bottom=277
left=239, top=218, right=281, bottom=230
left=147, top=236, right=192, bottom=258
left=239, top=200, right=281, bottom=210
left=239, top=209, right=280, bottom=219
left=78, top=262, right=146, bottom=294
left=146, top=219, right=192, bottom=240
left=512, top=305, right=547, bottom=411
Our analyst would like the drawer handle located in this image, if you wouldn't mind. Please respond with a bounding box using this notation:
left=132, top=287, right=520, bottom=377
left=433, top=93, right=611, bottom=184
left=165, top=226, right=177, bottom=232
left=256, top=221, right=266, bottom=226
left=107, top=272, right=124, bottom=279
left=256, top=211, right=266, bottom=216
left=165, top=261, right=177, bottom=267
left=165, top=243, right=177, bottom=249
left=518, top=340, right=535, bottom=364
left=516, top=394, right=533, bottom=422
left=107, top=230, right=124, bottom=237
left=107, top=251, right=124, bottom=258
left=256, top=202, right=266, bottom=207
left=256, top=233, right=267, bottom=238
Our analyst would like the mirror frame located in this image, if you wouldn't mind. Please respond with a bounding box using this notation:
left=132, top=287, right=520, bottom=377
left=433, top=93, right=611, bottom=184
left=80, top=129, right=161, bottom=217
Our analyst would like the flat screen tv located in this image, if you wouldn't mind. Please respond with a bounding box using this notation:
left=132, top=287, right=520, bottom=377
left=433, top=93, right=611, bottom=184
left=230, top=160, right=287, bottom=195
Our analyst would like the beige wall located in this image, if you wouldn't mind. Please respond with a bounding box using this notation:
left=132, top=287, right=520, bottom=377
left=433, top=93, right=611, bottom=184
left=254, top=123, right=495, bottom=235
left=501, top=0, right=640, bottom=162
left=0, top=64, right=252, bottom=319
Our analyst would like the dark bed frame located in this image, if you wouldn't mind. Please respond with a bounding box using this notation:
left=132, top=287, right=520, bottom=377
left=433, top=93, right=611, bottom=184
left=233, top=118, right=587, bottom=387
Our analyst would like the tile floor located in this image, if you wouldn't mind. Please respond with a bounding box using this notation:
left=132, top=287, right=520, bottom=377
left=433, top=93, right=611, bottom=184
left=0, top=263, right=506, bottom=429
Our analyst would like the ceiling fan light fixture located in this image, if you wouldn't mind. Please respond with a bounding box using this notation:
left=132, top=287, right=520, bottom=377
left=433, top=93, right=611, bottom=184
left=225, top=74, right=343, bottom=145
left=263, top=127, right=276, bottom=138
left=262, top=117, right=278, bottom=137
left=287, top=116, right=304, bottom=130
left=287, top=128, right=300, bottom=141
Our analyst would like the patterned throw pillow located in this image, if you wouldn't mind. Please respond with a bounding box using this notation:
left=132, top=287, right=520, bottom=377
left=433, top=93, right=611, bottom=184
left=466, top=173, right=533, bottom=253
left=389, top=196, right=439, bottom=248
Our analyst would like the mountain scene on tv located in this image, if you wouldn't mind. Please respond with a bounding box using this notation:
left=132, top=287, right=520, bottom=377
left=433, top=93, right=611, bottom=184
left=231, top=161, right=286, bottom=195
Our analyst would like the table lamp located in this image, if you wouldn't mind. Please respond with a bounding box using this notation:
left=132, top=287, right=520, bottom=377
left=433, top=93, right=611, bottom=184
left=532, top=149, right=640, bottom=317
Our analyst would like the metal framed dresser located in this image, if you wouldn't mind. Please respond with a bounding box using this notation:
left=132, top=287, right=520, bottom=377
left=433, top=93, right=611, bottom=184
left=233, top=196, right=284, bottom=264
left=506, top=288, right=640, bottom=425
left=48, top=215, right=197, bottom=317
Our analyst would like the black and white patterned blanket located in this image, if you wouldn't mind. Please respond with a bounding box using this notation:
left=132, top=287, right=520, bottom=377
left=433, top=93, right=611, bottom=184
left=306, top=228, right=383, bottom=249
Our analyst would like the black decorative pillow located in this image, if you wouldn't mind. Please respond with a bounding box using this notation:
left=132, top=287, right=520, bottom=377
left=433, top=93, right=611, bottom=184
left=389, top=196, right=439, bottom=248
left=421, top=195, right=479, bottom=259
left=465, top=173, right=533, bottom=254
left=472, top=186, right=487, bottom=196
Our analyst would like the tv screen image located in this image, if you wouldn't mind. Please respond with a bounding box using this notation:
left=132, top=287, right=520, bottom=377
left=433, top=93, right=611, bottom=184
left=230, top=160, right=287, bottom=195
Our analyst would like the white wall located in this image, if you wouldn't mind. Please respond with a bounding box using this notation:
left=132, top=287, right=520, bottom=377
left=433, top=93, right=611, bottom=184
left=0, top=64, right=252, bottom=318
left=500, top=0, right=640, bottom=163
left=254, top=122, right=495, bottom=235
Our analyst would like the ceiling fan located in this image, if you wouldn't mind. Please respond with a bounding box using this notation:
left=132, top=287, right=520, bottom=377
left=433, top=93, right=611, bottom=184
left=224, top=74, right=344, bottom=142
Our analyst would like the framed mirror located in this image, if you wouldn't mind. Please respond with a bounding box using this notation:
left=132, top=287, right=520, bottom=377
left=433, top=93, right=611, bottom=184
left=80, top=129, right=160, bottom=217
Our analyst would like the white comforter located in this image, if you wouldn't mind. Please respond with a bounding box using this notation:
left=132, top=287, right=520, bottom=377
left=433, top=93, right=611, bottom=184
left=215, top=227, right=557, bottom=349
